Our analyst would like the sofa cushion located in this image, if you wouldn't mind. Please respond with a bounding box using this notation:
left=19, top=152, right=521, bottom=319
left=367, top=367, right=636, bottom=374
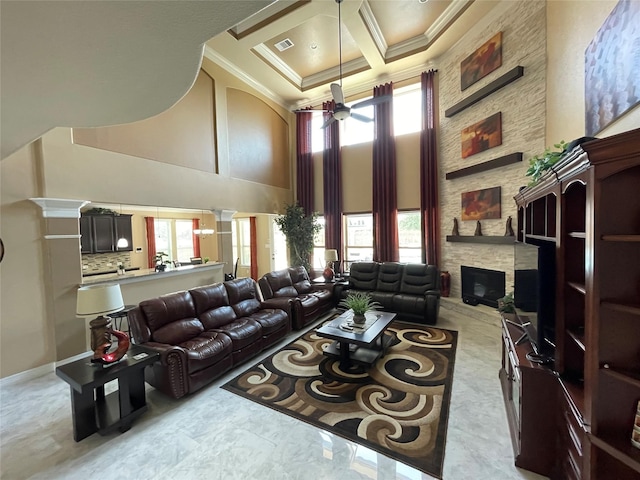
left=376, top=262, right=404, bottom=292
left=139, top=291, right=205, bottom=344
left=225, top=278, right=262, bottom=317
left=400, top=264, right=439, bottom=295
left=289, top=266, right=312, bottom=294
left=262, top=269, right=298, bottom=298
left=370, top=291, right=395, bottom=309
left=139, top=290, right=197, bottom=332
left=349, top=262, right=379, bottom=290
left=190, top=283, right=238, bottom=329
left=247, top=308, right=288, bottom=335
left=311, top=289, right=333, bottom=304
left=179, top=331, right=233, bottom=374
left=153, top=318, right=204, bottom=345
left=215, top=317, right=262, bottom=350
left=392, top=293, right=427, bottom=316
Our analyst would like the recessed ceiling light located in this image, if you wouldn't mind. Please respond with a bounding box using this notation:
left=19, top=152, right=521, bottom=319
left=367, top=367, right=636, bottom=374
left=418, top=0, right=429, bottom=3
left=310, top=42, right=318, bottom=50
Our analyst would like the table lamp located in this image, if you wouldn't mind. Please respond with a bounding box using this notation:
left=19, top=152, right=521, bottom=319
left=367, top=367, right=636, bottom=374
left=323, top=249, right=339, bottom=281
left=76, top=284, right=126, bottom=363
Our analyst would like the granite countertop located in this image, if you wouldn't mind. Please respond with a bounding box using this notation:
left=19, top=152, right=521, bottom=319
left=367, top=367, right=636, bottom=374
left=80, top=262, right=224, bottom=286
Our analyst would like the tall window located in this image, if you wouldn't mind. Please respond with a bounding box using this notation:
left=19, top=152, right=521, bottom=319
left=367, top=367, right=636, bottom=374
left=154, top=219, right=172, bottom=261
left=310, top=82, right=422, bottom=152
left=397, top=210, right=422, bottom=263
left=232, top=218, right=251, bottom=266
left=175, top=220, right=195, bottom=262
left=343, top=213, right=373, bottom=271
left=154, top=218, right=196, bottom=263
left=312, top=216, right=326, bottom=270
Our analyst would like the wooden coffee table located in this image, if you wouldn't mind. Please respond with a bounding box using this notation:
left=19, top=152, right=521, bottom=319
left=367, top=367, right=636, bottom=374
left=316, top=309, right=396, bottom=371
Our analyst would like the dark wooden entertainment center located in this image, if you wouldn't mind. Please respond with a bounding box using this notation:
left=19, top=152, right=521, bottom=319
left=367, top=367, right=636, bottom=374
left=500, top=128, right=640, bottom=479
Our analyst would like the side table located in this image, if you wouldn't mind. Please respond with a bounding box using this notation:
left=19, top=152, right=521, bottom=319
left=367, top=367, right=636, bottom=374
left=55, top=344, right=158, bottom=441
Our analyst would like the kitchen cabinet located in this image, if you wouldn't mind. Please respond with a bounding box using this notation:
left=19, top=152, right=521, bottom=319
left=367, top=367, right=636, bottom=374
left=80, top=214, right=133, bottom=254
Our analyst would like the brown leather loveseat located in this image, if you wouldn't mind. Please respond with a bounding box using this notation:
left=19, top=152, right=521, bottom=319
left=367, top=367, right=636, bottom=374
left=128, top=277, right=289, bottom=399
left=258, top=266, right=335, bottom=330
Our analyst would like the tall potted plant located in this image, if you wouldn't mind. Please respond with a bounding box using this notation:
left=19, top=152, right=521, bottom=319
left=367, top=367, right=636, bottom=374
left=274, top=203, right=320, bottom=273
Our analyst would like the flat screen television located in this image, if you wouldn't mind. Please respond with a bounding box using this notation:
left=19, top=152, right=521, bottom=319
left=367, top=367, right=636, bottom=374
left=513, top=240, right=556, bottom=363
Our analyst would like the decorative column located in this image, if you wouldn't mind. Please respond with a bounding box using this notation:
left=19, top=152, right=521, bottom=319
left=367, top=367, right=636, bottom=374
left=213, top=209, right=236, bottom=277
left=29, top=198, right=90, bottom=360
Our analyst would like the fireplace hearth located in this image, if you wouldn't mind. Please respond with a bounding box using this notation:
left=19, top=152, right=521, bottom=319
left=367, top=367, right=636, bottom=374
left=460, top=265, right=505, bottom=308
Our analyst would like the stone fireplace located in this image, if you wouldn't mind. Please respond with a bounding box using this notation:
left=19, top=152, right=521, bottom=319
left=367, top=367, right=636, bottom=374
left=460, top=265, right=506, bottom=308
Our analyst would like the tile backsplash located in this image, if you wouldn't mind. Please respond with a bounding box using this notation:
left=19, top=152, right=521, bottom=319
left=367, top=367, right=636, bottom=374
left=82, top=252, right=132, bottom=275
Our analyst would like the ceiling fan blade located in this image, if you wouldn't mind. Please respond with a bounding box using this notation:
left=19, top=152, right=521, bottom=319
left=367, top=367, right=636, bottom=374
left=351, top=94, right=392, bottom=110
left=293, top=108, right=328, bottom=113
left=330, top=83, right=345, bottom=105
left=320, top=115, right=337, bottom=129
left=350, top=112, right=374, bottom=123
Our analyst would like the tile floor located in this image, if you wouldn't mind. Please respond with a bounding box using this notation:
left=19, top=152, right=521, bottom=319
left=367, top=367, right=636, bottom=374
left=0, top=299, right=548, bottom=480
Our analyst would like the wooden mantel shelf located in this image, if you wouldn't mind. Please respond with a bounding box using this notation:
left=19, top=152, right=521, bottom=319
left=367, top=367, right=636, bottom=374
left=445, top=66, right=525, bottom=117
left=446, top=235, right=516, bottom=244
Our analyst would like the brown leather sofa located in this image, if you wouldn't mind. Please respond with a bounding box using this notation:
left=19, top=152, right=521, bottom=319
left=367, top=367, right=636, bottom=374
left=335, top=262, right=441, bottom=324
left=258, top=266, right=335, bottom=330
left=128, top=277, right=289, bottom=399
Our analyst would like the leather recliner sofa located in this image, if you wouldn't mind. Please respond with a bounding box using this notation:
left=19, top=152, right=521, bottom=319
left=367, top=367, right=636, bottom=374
left=258, top=266, right=335, bottom=330
left=335, top=262, right=441, bottom=324
left=128, top=277, right=289, bottom=399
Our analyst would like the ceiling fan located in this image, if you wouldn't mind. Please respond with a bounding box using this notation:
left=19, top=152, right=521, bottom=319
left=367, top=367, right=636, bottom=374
left=297, top=0, right=391, bottom=128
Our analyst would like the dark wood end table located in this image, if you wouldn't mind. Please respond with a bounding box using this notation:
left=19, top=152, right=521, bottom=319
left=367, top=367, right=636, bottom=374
left=55, top=344, right=158, bottom=441
left=316, top=310, right=396, bottom=371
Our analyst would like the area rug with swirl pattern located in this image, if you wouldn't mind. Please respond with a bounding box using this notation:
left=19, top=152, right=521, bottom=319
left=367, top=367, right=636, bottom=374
left=221, top=316, right=458, bottom=479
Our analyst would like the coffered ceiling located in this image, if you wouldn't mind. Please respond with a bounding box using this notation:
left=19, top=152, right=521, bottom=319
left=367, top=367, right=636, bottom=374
left=1, top=0, right=502, bottom=161
left=205, top=0, right=501, bottom=110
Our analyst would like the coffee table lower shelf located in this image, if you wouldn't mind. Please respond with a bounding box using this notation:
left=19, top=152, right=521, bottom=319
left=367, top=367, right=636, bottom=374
left=324, top=334, right=394, bottom=367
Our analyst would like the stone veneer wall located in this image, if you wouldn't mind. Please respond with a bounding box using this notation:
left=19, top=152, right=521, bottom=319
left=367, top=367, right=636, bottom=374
left=437, top=0, right=546, bottom=299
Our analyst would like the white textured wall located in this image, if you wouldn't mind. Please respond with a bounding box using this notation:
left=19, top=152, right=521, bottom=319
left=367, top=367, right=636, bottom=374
left=437, top=0, right=547, bottom=298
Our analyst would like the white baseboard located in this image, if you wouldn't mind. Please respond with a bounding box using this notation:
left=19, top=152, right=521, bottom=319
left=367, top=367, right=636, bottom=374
left=0, top=351, right=91, bottom=387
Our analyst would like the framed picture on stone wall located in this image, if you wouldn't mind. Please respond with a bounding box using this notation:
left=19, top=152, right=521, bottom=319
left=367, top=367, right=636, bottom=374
left=461, top=112, right=502, bottom=159
left=461, top=187, right=501, bottom=221
left=460, top=32, right=502, bottom=91
left=585, top=0, right=640, bottom=136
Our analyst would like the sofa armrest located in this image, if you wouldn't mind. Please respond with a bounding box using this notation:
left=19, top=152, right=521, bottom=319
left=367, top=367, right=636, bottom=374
left=333, top=282, right=351, bottom=301
left=261, top=297, right=293, bottom=312
left=424, top=289, right=441, bottom=297
left=138, top=342, right=189, bottom=399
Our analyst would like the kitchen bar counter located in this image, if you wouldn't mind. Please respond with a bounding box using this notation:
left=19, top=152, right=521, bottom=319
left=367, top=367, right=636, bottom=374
left=81, top=262, right=224, bottom=285
left=80, top=262, right=225, bottom=306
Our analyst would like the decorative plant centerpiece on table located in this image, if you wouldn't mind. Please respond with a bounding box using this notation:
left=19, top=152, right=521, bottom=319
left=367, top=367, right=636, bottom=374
left=340, top=291, right=382, bottom=324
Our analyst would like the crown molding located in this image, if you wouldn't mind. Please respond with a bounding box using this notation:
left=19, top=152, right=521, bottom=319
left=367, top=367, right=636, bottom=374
left=203, top=45, right=288, bottom=109
left=359, top=0, right=387, bottom=58
left=29, top=198, right=90, bottom=218
left=252, top=43, right=303, bottom=87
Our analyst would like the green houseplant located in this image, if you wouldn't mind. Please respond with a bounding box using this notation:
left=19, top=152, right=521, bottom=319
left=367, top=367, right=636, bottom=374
left=525, top=140, right=568, bottom=186
left=274, top=203, right=321, bottom=273
left=497, top=291, right=516, bottom=314
left=339, top=291, right=381, bottom=324
left=154, top=252, right=171, bottom=271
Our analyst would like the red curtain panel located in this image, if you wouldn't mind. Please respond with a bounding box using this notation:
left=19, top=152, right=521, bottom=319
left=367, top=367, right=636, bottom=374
left=296, top=110, right=314, bottom=216
left=372, top=82, right=399, bottom=262
left=322, top=100, right=343, bottom=256
left=145, top=216, right=156, bottom=268
left=420, top=70, right=440, bottom=266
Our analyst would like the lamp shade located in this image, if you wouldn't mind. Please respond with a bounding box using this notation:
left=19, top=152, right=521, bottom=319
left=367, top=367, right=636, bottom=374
left=324, top=249, right=338, bottom=262
left=116, top=237, right=129, bottom=248
left=76, top=284, right=124, bottom=318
